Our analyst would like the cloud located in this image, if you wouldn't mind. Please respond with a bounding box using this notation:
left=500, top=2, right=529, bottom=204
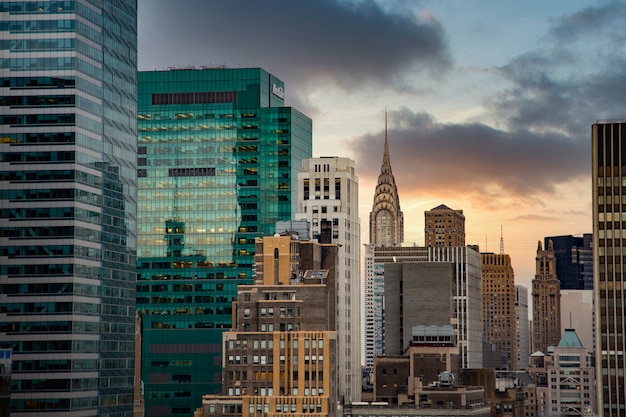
left=138, top=0, right=451, bottom=94
left=349, top=108, right=589, bottom=208
left=547, top=0, right=626, bottom=44
left=486, top=1, right=626, bottom=137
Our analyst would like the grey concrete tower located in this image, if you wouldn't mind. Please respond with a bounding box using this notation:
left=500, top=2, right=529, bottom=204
left=369, top=114, right=404, bottom=247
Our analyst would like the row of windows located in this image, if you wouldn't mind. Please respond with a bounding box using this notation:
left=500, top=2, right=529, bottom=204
left=1, top=37, right=75, bottom=52
left=1, top=1, right=74, bottom=14
left=0, top=94, right=75, bottom=107
left=1, top=76, right=75, bottom=89
left=152, top=91, right=238, bottom=105
left=1, top=113, right=75, bottom=126
left=2, top=19, right=75, bottom=32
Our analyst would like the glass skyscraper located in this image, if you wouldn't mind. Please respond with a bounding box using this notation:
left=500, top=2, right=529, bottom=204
left=136, top=68, right=312, bottom=416
left=0, top=1, right=138, bottom=416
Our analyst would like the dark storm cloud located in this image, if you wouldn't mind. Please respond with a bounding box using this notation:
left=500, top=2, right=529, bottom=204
left=138, top=0, right=451, bottom=92
left=350, top=108, right=588, bottom=207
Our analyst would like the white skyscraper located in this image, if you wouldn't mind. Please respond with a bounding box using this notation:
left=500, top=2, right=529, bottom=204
left=295, top=157, right=361, bottom=402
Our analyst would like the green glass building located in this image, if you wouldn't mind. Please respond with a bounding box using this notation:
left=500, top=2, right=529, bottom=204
left=1, top=1, right=137, bottom=416
left=137, top=68, right=312, bottom=416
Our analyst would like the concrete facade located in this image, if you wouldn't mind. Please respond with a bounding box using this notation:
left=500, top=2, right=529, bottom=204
left=295, top=157, right=361, bottom=402
left=481, top=253, right=517, bottom=370
left=515, top=285, right=530, bottom=371
left=199, top=235, right=340, bottom=417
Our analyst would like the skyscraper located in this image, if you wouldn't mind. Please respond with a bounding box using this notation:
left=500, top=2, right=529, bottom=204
left=0, top=2, right=137, bottom=415
left=481, top=252, right=516, bottom=370
left=135, top=68, right=312, bottom=415
left=369, top=116, right=403, bottom=247
left=295, top=157, right=361, bottom=402
left=425, top=204, right=466, bottom=247
left=532, top=240, right=561, bottom=354
left=364, top=121, right=403, bottom=373
left=592, top=120, right=626, bottom=417
left=514, top=285, right=530, bottom=371
left=545, top=234, right=593, bottom=290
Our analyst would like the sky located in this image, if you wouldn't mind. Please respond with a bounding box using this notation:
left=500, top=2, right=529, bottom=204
left=138, top=0, right=626, bottom=288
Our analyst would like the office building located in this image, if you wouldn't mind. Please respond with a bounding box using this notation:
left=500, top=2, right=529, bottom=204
left=515, top=285, right=530, bottom=371
left=592, top=120, right=626, bottom=416
left=0, top=2, right=137, bottom=415
left=295, top=157, right=361, bottom=402
left=545, top=234, right=593, bottom=290
left=198, top=234, right=339, bottom=417
left=425, top=204, right=466, bottom=247
left=532, top=240, right=561, bottom=355
left=136, top=68, right=312, bottom=415
left=533, top=329, right=596, bottom=417
left=380, top=246, right=483, bottom=369
left=363, top=124, right=404, bottom=373
left=481, top=252, right=517, bottom=370
left=369, top=118, right=403, bottom=247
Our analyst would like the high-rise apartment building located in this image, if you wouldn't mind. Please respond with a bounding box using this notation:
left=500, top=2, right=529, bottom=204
left=369, top=120, right=403, bottom=247
left=0, top=2, right=137, bottom=415
left=425, top=204, right=466, bottom=247
left=481, top=252, right=517, bottom=370
left=295, top=157, right=361, bottom=402
left=592, top=120, right=626, bottom=416
left=515, top=285, right=530, bottom=371
left=136, top=68, right=312, bottom=415
left=545, top=234, right=593, bottom=290
left=198, top=234, right=339, bottom=417
left=532, top=240, right=561, bottom=355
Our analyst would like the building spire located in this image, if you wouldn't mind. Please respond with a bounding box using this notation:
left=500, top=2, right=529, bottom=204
left=369, top=109, right=404, bottom=246
left=500, top=225, right=504, bottom=255
left=381, top=108, right=392, bottom=175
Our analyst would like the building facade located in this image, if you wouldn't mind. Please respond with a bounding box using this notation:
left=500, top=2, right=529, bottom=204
left=545, top=234, right=593, bottom=290
left=295, top=157, right=361, bottom=402
left=535, top=329, right=596, bottom=417
left=0, top=1, right=138, bottom=415
left=136, top=68, right=312, bottom=416
left=0, top=350, right=11, bottom=417
left=592, top=120, right=626, bottom=417
left=424, top=204, right=466, bottom=247
left=532, top=240, right=561, bottom=355
left=515, top=285, right=530, bottom=371
left=481, top=252, right=517, bottom=370
left=378, top=246, right=483, bottom=369
left=198, top=234, right=339, bottom=417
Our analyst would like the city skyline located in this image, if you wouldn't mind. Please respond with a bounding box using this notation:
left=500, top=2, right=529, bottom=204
left=137, top=0, right=621, bottom=286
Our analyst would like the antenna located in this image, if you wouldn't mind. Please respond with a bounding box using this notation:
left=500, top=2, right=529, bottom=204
left=499, top=225, right=504, bottom=255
